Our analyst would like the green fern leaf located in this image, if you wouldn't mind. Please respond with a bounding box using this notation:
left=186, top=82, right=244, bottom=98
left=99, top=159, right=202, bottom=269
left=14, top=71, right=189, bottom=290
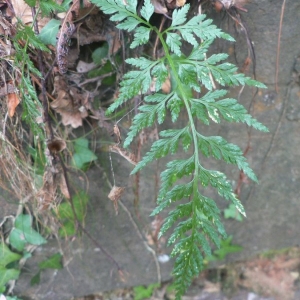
left=131, top=26, right=152, bottom=48
left=171, top=4, right=190, bottom=27
left=94, top=3, right=268, bottom=298
left=39, top=0, right=65, bottom=16
left=116, top=17, right=140, bottom=31
left=140, top=0, right=154, bottom=22
left=166, top=32, right=182, bottom=56
left=151, top=62, right=168, bottom=91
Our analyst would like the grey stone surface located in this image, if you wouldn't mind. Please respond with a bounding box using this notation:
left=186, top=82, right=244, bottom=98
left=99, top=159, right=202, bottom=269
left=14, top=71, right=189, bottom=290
left=1, top=0, right=300, bottom=299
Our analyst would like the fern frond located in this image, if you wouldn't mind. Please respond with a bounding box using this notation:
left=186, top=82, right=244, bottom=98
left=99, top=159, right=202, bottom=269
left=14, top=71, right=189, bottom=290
left=91, top=2, right=268, bottom=298
left=131, top=127, right=190, bottom=173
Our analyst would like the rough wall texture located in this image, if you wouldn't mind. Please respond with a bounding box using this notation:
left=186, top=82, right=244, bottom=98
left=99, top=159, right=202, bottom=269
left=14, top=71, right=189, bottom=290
left=2, top=1, right=299, bottom=299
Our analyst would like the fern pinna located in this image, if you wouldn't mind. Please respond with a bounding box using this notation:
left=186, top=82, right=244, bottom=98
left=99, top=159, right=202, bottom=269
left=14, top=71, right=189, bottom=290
left=90, top=0, right=268, bottom=298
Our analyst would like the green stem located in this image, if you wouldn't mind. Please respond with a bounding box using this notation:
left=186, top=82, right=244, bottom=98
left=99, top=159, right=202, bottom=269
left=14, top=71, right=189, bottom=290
left=154, top=27, right=201, bottom=269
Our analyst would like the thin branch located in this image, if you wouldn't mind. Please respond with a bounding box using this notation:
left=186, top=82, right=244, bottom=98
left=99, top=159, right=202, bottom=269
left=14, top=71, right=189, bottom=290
left=58, top=153, right=122, bottom=271
left=275, top=0, right=287, bottom=93
left=105, top=174, right=161, bottom=284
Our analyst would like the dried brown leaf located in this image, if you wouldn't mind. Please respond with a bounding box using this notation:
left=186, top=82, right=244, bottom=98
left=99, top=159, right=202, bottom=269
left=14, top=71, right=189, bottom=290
left=59, top=174, right=70, bottom=199
left=61, top=109, right=88, bottom=128
left=11, top=0, right=33, bottom=24
left=109, top=145, right=137, bottom=165
left=7, top=92, right=20, bottom=117
left=108, top=185, right=125, bottom=214
left=113, top=124, right=122, bottom=144
left=10, top=0, right=49, bottom=27
left=51, top=75, right=89, bottom=128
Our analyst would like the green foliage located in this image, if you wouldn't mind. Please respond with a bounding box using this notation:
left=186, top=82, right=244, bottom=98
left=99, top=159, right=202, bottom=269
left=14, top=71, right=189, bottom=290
left=39, top=0, right=65, bottom=16
left=92, top=43, right=109, bottom=64
left=72, top=138, right=98, bottom=170
left=9, top=214, right=47, bottom=252
left=206, top=236, right=243, bottom=262
left=0, top=214, right=47, bottom=293
left=79, top=1, right=268, bottom=298
left=31, top=253, right=63, bottom=285
left=0, top=243, right=21, bottom=293
left=38, top=19, right=61, bottom=45
left=12, top=21, right=46, bottom=142
left=224, top=203, right=243, bottom=221
left=57, top=191, right=89, bottom=237
left=133, top=283, right=160, bottom=300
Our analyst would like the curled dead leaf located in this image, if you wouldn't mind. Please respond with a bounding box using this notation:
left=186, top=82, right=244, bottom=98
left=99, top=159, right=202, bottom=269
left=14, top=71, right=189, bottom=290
left=7, top=92, right=19, bottom=117
left=59, top=173, right=70, bottom=199
left=51, top=75, right=89, bottom=128
left=108, top=185, right=125, bottom=214
left=109, top=145, right=137, bottom=165
left=113, top=124, right=122, bottom=144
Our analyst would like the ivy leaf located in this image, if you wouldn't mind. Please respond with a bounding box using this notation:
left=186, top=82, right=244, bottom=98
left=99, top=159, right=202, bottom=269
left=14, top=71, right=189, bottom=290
left=39, top=253, right=63, bottom=270
left=92, top=43, right=109, bottom=64
left=224, top=204, right=243, bottom=221
left=9, top=214, right=47, bottom=251
left=72, top=138, right=97, bottom=170
left=0, top=268, right=20, bottom=291
left=0, top=243, right=21, bottom=268
left=58, top=191, right=89, bottom=237
left=39, top=19, right=61, bottom=46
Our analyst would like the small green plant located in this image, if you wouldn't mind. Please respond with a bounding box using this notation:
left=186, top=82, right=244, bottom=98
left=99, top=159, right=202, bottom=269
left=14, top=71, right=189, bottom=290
left=0, top=214, right=47, bottom=294
left=31, top=253, right=63, bottom=285
left=206, top=236, right=243, bottom=262
left=56, top=190, right=89, bottom=237
left=224, top=203, right=243, bottom=221
left=90, top=0, right=268, bottom=298
left=133, top=283, right=160, bottom=300
left=72, top=138, right=98, bottom=171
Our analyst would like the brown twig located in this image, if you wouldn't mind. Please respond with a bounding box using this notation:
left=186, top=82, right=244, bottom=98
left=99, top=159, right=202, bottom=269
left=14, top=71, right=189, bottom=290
left=105, top=174, right=161, bottom=284
left=153, top=16, right=166, bottom=59
left=275, top=0, right=287, bottom=93
left=58, top=153, right=122, bottom=271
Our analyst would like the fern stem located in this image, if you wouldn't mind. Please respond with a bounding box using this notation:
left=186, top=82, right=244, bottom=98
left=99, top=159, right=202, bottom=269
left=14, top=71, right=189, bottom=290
left=155, top=27, right=201, bottom=297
